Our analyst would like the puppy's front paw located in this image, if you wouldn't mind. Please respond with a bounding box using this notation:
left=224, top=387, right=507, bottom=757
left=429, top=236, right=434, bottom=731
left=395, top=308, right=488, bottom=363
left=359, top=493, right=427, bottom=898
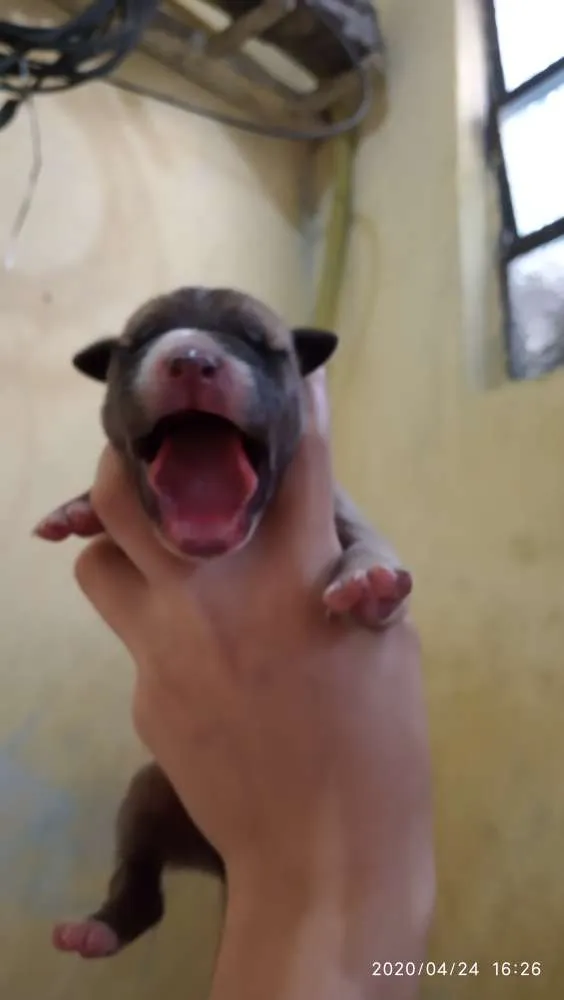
left=33, top=492, right=101, bottom=542
left=324, top=561, right=412, bottom=630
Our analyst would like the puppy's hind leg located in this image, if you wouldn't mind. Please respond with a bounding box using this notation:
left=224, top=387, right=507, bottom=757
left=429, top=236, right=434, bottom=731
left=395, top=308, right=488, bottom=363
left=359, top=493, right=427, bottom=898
left=53, top=763, right=221, bottom=959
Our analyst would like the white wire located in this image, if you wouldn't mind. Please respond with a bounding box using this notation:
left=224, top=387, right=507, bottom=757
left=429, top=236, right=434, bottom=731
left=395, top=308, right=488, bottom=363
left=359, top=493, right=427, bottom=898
left=3, top=93, right=42, bottom=271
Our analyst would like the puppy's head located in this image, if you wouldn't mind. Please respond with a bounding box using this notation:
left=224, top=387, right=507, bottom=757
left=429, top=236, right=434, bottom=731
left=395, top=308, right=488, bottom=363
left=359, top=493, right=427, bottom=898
left=74, top=287, right=338, bottom=559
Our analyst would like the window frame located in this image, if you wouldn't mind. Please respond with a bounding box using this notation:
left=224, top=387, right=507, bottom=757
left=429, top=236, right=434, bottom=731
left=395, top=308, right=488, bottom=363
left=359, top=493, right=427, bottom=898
left=482, top=0, right=564, bottom=378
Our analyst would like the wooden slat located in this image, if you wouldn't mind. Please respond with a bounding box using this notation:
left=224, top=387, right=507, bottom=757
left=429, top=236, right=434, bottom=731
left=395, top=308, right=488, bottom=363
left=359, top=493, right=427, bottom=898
left=161, top=2, right=302, bottom=105
left=205, top=0, right=296, bottom=58
left=203, top=0, right=383, bottom=79
left=52, top=0, right=382, bottom=130
left=296, top=52, right=384, bottom=115
left=142, top=12, right=308, bottom=126
left=53, top=0, right=312, bottom=129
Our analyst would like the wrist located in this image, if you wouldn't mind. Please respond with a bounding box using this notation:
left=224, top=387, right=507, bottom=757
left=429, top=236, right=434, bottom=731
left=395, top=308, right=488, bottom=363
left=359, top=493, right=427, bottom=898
left=210, top=859, right=433, bottom=1000
left=212, top=877, right=364, bottom=1000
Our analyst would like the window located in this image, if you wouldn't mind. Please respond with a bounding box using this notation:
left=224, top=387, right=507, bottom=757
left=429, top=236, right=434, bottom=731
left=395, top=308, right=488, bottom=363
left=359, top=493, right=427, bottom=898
left=484, top=0, right=564, bottom=379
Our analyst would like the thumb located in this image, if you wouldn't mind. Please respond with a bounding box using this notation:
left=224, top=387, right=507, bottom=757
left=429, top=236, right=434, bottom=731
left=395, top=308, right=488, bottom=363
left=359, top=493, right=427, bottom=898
left=258, top=367, right=339, bottom=561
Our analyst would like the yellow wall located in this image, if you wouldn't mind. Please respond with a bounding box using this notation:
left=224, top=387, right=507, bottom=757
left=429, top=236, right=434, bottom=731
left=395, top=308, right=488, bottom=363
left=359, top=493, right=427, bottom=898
left=0, top=19, right=304, bottom=997
left=3, top=1, right=563, bottom=999
left=332, top=0, right=564, bottom=997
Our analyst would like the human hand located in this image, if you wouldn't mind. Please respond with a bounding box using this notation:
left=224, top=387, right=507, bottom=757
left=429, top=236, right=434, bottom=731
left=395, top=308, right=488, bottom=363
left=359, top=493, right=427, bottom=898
left=74, top=369, right=434, bottom=997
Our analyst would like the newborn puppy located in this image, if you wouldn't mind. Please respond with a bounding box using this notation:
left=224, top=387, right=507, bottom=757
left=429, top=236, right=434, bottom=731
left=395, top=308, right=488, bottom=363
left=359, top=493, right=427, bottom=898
left=35, top=287, right=412, bottom=959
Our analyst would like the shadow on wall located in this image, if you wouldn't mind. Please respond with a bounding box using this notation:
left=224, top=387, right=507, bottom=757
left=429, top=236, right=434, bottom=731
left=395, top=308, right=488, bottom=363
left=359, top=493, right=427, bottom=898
left=112, top=50, right=303, bottom=227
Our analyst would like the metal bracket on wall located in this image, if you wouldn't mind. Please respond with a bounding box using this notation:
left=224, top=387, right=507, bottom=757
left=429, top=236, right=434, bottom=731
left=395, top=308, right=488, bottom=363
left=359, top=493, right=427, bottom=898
left=56, top=0, right=384, bottom=134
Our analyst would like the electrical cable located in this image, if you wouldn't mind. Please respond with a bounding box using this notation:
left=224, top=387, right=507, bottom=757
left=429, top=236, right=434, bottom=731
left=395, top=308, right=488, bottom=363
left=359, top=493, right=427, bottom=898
left=106, top=55, right=370, bottom=141
left=4, top=93, right=41, bottom=270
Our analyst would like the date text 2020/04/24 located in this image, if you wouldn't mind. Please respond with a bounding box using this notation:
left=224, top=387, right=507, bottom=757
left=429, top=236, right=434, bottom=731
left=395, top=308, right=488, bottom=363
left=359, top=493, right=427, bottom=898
left=371, top=960, right=542, bottom=977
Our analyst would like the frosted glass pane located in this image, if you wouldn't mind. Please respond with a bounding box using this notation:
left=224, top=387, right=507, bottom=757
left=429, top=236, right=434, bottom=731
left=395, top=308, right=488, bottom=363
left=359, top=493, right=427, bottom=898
left=494, top=0, right=564, bottom=91
left=508, top=236, right=564, bottom=378
left=500, top=76, right=564, bottom=235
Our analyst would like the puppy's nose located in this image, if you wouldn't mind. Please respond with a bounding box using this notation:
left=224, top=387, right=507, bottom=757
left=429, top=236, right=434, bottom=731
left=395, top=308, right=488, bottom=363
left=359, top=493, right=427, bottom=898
left=167, top=348, right=222, bottom=381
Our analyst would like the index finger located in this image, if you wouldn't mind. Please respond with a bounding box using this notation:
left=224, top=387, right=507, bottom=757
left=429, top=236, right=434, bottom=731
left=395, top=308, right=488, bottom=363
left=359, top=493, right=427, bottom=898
left=253, top=367, right=339, bottom=562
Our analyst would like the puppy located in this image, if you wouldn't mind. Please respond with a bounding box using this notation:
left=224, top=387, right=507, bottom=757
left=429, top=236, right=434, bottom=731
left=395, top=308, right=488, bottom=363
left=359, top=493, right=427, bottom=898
left=35, top=287, right=412, bottom=959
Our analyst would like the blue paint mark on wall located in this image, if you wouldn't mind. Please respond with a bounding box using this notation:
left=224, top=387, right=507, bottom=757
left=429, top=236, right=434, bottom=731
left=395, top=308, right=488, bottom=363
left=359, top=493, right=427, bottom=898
left=0, top=714, right=77, bottom=913
left=0, top=713, right=125, bottom=919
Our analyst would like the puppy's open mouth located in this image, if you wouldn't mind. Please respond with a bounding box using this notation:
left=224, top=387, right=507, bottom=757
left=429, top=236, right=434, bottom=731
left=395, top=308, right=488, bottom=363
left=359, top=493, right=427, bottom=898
left=134, top=411, right=268, bottom=557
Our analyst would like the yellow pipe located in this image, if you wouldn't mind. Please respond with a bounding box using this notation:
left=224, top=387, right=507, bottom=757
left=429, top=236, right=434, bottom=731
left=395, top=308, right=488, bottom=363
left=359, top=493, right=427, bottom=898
left=312, top=128, right=358, bottom=331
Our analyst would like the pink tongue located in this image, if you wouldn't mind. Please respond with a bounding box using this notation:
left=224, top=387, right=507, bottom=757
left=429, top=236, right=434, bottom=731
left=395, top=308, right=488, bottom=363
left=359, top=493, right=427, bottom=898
left=149, top=422, right=258, bottom=530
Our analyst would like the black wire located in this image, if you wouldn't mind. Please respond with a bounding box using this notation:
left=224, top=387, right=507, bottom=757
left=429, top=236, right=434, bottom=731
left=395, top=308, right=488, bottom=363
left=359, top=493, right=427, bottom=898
left=0, top=0, right=159, bottom=103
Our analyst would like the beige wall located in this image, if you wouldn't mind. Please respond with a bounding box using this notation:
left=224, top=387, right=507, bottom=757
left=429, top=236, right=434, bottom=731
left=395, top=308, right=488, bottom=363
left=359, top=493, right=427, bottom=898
left=0, top=32, right=304, bottom=998
left=332, top=0, right=564, bottom=997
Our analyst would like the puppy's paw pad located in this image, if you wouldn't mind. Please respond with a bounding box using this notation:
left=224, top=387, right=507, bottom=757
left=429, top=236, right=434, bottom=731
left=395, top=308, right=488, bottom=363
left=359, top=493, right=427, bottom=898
left=34, top=496, right=100, bottom=541
left=368, top=566, right=412, bottom=603
left=52, top=919, right=119, bottom=958
left=323, top=566, right=412, bottom=627
left=324, top=570, right=370, bottom=612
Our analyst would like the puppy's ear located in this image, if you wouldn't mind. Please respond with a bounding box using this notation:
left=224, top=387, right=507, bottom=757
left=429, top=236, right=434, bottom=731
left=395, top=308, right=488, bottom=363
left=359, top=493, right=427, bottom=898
left=292, top=328, right=338, bottom=376
left=72, top=338, right=117, bottom=382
